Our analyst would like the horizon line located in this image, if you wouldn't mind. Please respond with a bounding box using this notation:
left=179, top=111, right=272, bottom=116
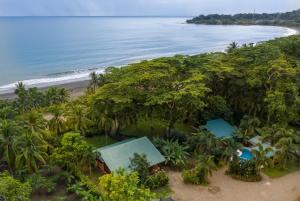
left=0, top=15, right=194, bottom=18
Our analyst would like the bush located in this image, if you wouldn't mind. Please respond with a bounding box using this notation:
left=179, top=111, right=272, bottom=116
left=182, top=165, right=207, bottom=185
left=27, top=173, right=56, bottom=193
left=154, top=138, right=189, bottom=169
left=129, top=153, right=150, bottom=184
left=145, top=171, right=169, bottom=189
left=226, top=157, right=262, bottom=182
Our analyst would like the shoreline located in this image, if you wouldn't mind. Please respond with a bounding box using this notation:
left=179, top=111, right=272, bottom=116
left=0, top=80, right=90, bottom=100
left=0, top=26, right=299, bottom=100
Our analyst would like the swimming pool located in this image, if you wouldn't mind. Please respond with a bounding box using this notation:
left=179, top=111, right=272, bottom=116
left=239, top=149, right=254, bottom=160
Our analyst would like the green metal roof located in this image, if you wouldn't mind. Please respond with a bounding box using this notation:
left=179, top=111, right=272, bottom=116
left=203, top=118, right=236, bottom=138
left=95, top=137, right=165, bottom=172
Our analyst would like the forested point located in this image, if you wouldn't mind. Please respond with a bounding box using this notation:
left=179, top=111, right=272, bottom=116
left=187, top=9, right=300, bottom=27
left=1, top=35, right=300, bottom=200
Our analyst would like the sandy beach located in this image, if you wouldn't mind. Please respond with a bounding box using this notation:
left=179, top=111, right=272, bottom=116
left=0, top=80, right=90, bottom=100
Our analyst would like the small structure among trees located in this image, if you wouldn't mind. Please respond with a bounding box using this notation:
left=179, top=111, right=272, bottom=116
left=94, top=137, right=166, bottom=173
left=203, top=118, right=236, bottom=138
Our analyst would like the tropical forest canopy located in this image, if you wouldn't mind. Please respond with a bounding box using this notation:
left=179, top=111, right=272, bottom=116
left=187, top=9, right=300, bottom=27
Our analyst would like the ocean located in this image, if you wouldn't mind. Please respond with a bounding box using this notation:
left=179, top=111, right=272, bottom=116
left=0, top=17, right=296, bottom=94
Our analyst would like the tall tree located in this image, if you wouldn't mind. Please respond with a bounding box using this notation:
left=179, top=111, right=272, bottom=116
left=0, top=120, right=21, bottom=171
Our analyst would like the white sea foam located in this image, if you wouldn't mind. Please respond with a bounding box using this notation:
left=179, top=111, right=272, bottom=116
left=283, top=27, right=299, bottom=36
left=0, top=68, right=105, bottom=94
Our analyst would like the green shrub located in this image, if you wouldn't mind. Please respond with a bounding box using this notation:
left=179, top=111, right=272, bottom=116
left=182, top=165, right=207, bottom=185
left=27, top=173, right=56, bottom=193
left=154, top=138, right=189, bottom=169
left=145, top=171, right=169, bottom=189
left=129, top=153, right=150, bottom=184
left=226, top=157, right=262, bottom=182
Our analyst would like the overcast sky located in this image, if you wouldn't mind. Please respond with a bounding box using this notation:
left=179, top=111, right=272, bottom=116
left=0, top=0, right=299, bottom=16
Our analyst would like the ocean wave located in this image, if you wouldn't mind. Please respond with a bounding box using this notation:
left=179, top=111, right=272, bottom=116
left=0, top=68, right=105, bottom=94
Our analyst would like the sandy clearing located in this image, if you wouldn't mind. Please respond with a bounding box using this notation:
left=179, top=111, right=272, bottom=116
left=168, top=168, right=300, bottom=201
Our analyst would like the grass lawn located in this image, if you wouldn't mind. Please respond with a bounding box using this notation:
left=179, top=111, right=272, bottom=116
left=153, top=186, right=173, bottom=199
left=122, top=118, right=194, bottom=139
left=264, top=162, right=300, bottom=178
left=85, top=135, right=117, bottom=148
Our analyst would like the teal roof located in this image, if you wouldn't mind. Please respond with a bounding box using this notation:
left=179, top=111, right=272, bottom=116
left=249, top=136, right=262, bottom=145
left=95, top=137, right=165, bottom=172
left=204, top=118, right=236, bottom=137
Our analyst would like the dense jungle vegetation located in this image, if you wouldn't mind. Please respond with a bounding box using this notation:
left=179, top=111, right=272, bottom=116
left=187, top=9, right=300, bottom=27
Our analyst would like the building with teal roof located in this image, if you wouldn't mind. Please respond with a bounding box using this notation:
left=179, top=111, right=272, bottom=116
left=94, top=137, right=165, bottom=172
left=203, top=118, right=236, bottom=138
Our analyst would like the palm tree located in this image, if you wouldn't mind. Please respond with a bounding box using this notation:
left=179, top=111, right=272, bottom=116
left=188, top=130, right=218, bottom=156
left=197, top=155, right=217, bottom=180
left=220, top=137, right=242, bottom=163
left=239, top=115, right=261, bottom=136
left=88, top=72, right=99, bottom=93
left=15, top=132, right=48, bottom=173
left=48, top=105, right=66, bottom=135
left=58, top=88, right=70, bottom=103
left=80, top=145, right=95, bottom=174
left=274, top=131, right=300, bottom=168
left=22, top=111, right=47, bottom=133
left=14, top=82, right=26, bottom=96
left=251, top=143, right=274, bottom=173
left=66, top=104, right=91, bottom=135
left=14, top=82, right=28, bottom=112
left=0, top=120, right=21, bottom=171
left=226, top=42, right=238, bottom=53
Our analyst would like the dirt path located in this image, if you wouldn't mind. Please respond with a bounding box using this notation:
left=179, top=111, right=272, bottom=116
left=168, top=168, right=300, bottom=201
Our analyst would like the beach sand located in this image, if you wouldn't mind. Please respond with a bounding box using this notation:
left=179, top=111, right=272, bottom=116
left=168, top=168, right=300, bottom=201
left=0, top=80, right=90, bottom=100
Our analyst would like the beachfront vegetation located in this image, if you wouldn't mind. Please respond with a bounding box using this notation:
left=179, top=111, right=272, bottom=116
left=0, top=35, right=300, bottom=199
left=187, top=9, right=300, bottom=27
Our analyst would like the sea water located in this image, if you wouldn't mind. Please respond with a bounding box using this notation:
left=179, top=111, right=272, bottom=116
left=0, top=17, right=296, bottom=93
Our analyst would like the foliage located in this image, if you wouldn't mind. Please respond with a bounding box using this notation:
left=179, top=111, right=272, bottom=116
left=129, top=153, right=150, bottom=184
left=182, top=155, right=217, bottom=185
left=154, top=138, right=189, bottom=168
left=14, top=82, right=69, bottom=112
left=65, top=103, right=92, bottom=136
left=67, top=177, right=102, bottom=201
left=145, top=171, right=169, bottom=189
left=0, top=172, right=32, bottom=201
left=187, top=9, right=300, bottom=27
left=274, top=130, right=300, bottom=168
left=26, top=173, right=56, bottom=193
left=51, top=132, right=95, bottom=173
left=226, top=156, right=262, bottom=182
left=99, top=169, right=155, bottom=201
left=48, top=105, right=66, bottom=135
left=15, top=132, right=48, bottom=173
left=251, top=143, right=274, bottom=173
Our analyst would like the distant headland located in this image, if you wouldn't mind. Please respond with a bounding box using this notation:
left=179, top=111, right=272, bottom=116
left=187, top=9, right=300, bottom=27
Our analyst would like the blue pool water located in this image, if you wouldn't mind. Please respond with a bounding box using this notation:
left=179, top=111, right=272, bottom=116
left=240, top=149, right=254, bottom=160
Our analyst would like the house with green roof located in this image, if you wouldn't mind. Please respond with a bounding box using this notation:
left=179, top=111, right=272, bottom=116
left=94, top=137, right=165, bottom=173
left=203, top=118, right=236, bottom=138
